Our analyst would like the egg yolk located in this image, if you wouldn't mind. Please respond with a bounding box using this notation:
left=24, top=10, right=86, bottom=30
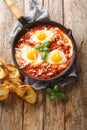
left=27, top=50, right=38, bottom=60
left=51, top=51, right=62, bottom=63
left=37, top=32, right=46, bottom=40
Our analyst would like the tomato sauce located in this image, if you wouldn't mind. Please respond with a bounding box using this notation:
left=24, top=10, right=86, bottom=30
left=15, top=24, right=73, bottom=79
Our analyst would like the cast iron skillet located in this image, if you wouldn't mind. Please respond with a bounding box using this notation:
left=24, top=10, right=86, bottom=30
left=4, top=0, right=76, bottom=82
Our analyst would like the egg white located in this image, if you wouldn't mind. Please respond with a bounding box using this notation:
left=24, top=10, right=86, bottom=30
left=47, top=50, right=66, bottom=64
left=29, top=29, right=55, bottom=43
left=18, top=45, right=43, bottom=67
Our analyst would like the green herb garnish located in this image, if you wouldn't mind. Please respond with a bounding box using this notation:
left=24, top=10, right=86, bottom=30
left=40, top=51, right=47, bottom=60
left=45, top=84, right=67, bottom=101
left=42, top=40, right=50, bottom=47
left=35, top=40, right=50, bottom=61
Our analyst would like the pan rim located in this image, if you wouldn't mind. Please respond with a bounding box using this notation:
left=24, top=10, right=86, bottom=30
left=12, top=20, right=76, bottom=82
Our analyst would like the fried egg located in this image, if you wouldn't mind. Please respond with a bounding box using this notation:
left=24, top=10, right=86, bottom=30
left=19, top=46, right=43, bottom=67
left=29, top=29, right=54, bottom=43
left=47, top=50, right=66, bottom=64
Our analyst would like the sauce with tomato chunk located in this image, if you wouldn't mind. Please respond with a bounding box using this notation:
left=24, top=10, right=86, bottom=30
left=15, top=24, right=74, bottom=79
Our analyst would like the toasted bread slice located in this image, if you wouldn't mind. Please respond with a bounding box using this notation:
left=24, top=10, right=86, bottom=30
left=0, top=59, right=6, bottom=66
left=0, top=67, right=6, bottom=79
left=2, top=78, right=23, bottom=92
left=0, top=79, right=2, bottom=84
left=16, top=85, right=37, bottom=104
left=0, top=84, right=9, bottom=101
left=0, top=59, right=8, bottom=79
left=6, top=64, right=21, bottom=78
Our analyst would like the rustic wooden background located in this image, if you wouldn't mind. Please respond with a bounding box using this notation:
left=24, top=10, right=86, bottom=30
left=0, top=0, right=87, bottom=130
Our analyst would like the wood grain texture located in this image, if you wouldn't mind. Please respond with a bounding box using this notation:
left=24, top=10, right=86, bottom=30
left=44, top=0, right=63, bottom=23
left=43, top=0, right=65, bottom=130
left=23, top=91, right=44, bottom=130
left=64, top=0, right=87, bottom=130
left=0, top=0, right=24, bottom=130
left=23, top=1, right=44, bottom=130
left=3, top=0, right=23, bottom=19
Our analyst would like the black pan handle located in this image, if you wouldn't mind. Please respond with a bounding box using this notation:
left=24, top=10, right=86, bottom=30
left=18, top=16, right=27, bottom=26
left=4, top=0, right=27, bottom=26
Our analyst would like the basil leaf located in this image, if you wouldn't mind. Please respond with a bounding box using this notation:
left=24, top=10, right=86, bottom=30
left=42, top=40, right=50, bottom=47
left=50, top=95, right=57, bottom=101
left=43, top=47, right=50, bottom=52
left=56, top=93, right=66, bottom=99
left=50, top=92, right=56, bottom=96
left=35, top=46, right=41, bottom=50
left=46, top=88, right=53, bottom=94
left=41, top=51, right=47, bottom=60
left=53, top=85, right=59, bottom=92
left=39, top=47, right=43, bottom=52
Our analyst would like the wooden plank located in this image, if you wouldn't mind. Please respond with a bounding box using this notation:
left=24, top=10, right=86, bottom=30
left=0, top=0, right=24, bottom=130
left=64, top=0, right=87, bottom=130
left=43, top=0, right=65, bottom=130
left=23, top=91, right=44, bottom=130
left=44, top=0, right=63, bottom=23
left=23, top=1, right=44, bottom=130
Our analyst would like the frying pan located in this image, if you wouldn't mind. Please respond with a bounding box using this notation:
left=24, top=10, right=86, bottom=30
left=4, top=0, right=76, bottom=82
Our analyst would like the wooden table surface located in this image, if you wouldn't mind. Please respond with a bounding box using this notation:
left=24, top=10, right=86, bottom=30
left=0, top=0, right=87, bottom=130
